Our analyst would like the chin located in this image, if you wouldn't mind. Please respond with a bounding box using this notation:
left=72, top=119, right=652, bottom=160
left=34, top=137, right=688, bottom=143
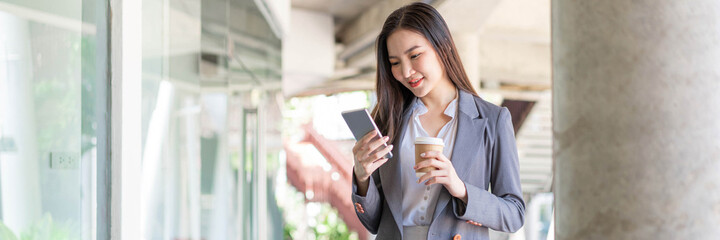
left=410, top=88, right=430, bottom=98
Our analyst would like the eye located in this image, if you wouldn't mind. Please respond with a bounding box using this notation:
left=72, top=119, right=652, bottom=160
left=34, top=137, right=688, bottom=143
left=411, top=53, right=422, bottom=59
left=390, top=61, right=399, bottom=66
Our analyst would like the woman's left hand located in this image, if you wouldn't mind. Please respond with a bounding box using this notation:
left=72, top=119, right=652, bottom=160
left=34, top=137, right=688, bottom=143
left=415, top=151, right=468, bottom=203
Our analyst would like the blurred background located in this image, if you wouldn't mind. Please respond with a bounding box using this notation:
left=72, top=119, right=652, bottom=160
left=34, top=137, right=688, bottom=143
left=0, top=0, right=553, bottom=239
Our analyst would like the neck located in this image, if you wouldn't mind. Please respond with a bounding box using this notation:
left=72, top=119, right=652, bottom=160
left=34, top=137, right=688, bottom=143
left=420, top=80, right=457, bottom=112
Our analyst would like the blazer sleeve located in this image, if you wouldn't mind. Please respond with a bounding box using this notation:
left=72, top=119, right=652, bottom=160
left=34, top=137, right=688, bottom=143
left=451, top=107, right=526, bottom=232
left=351, top=170, right=384, bottom=234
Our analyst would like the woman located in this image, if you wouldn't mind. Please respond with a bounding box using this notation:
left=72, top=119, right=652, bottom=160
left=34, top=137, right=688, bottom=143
left=350, top=2, right=525, bottom=240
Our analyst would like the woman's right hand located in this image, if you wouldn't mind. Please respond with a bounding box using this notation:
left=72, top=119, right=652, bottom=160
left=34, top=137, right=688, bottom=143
left=352, top=131, right=394, bottom=190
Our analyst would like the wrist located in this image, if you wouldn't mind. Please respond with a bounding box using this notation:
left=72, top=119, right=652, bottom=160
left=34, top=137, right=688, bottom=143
left=354, top=169, right=370, bottom=197
left=455, top=181, right=468, bottom=204
left=353, top=167, right=369, bottom=184
left=356, top=175, right=369, bottom=185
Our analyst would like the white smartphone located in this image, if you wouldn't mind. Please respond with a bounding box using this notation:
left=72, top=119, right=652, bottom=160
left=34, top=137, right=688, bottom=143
left=341, top=108, right=393, bottom=159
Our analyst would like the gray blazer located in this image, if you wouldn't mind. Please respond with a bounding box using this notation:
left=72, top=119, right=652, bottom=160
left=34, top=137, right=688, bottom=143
left=351, top=90, right=525, bottom=240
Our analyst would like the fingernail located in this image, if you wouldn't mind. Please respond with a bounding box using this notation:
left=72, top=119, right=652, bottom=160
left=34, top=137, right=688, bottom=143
left=384, top=136, right=389, bottom=140
left=420, top=153, right=425, bottom=157
left=389, top=145, right=394, bottom=149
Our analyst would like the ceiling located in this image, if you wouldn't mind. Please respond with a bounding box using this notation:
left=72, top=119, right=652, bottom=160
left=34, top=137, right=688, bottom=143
left=289, top=0, right=550, bottom=96
left=291, top=0, right=386, bottom=26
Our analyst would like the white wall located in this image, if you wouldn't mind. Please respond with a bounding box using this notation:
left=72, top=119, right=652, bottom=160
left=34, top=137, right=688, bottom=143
left=282, top=8, right=334, bottom=97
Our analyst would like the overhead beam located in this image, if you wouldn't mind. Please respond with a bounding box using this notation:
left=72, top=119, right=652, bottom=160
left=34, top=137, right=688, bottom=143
left=336, top=0, right=502, bottom=71
left=335, top=0, right=419, bottom=62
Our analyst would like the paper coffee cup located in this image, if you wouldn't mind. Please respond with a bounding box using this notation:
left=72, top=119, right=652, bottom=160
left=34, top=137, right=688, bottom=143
left=414, top=137, right=444, bottom=178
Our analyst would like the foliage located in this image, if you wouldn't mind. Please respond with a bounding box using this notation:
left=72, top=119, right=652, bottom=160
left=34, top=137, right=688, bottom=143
left=279, top=187, right=358, bottom=240
left=282, top=220, right=296, bottom=240
left=0, top=221, right=18, bottom=240
left=310, top=205, right=356, bottom=240
left=0, top=214, right=78, bottom=240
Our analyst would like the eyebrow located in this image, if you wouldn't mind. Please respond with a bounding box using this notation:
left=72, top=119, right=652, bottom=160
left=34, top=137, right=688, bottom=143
left=388, top=45, right=421, bottom=59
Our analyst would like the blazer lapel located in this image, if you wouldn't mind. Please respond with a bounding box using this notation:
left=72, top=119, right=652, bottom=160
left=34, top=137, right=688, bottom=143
left=433, top=90, right=488, bottom=219
left=452, top=113, right=486, bottom=181
left=379, top=107, right=413, bottom=234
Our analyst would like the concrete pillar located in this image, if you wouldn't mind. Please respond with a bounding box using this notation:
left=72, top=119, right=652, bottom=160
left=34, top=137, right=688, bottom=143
left=553, top=1, right=720, bottom=239
left=0, top=12, right=42, bottom=232
left=453, top=32, right=480, bottom=92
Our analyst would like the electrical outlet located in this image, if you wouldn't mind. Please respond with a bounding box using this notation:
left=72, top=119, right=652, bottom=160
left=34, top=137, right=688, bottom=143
left=0, top=137, right=17, bottom=152
left=51, top=152, right=80, bottom=170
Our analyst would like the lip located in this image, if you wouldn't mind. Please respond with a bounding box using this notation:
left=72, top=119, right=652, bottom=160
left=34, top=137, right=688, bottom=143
left=409, top=77, right=424, bottom=88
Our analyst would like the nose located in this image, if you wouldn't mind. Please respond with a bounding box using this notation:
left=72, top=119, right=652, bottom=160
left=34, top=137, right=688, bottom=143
left=401, top=61, right=415, bottom=79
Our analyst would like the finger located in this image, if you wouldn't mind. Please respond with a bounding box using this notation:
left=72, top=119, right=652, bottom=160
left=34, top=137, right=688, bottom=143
left=369, top=144, right=393, bottom=160
left=359, top=131, right=378, bottom=146
left=425, top=176, right=436, bottom=185
left=357, top=137, right=382, bottom=160
left=354, top=133, right=373, bottom=153
left=353, top=131, right=378, bottom=153
left=414, top=158, right=443, bottom=171
left=352, top=142, right=360, bottom=153
left=417, top=171, right=434, bottom=184
left=354, top=149, right=369, bottom=163
left=417, top=169, right=447, bottom=183
left=353, top=152, right=361, bottom=164
left=359, top=144, right=392, bottom=166
left=372, top=157, right=388, bottom=164
left=426, top=176, right=448, bottom=185
left=370, top=157, right=390, bottom=170
left=420, top=151, right=447, bottom=161
left=367, top=135, right=390, bottom=153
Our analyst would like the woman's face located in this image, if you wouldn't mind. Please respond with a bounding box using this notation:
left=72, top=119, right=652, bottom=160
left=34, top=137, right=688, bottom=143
left=386, top=29, right=448, bottom=98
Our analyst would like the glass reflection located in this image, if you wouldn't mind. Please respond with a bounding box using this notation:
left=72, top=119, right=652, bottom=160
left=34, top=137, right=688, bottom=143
left=141, top=0, right=282, bottom=239
left=0, top=0, right=101, bottom=239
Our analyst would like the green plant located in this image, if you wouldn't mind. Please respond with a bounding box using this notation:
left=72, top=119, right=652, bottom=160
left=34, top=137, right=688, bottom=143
left=311, top=204, right=357, bottom=240
left=0, top=221, right=18, bottom=240
left=283, top=221, right=296, bottom=240
left=0, top=214, right=78, bottom=240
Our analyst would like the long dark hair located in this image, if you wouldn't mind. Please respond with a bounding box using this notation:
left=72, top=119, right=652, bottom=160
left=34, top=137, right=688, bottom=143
left=371, top=2, right=478, bottom=143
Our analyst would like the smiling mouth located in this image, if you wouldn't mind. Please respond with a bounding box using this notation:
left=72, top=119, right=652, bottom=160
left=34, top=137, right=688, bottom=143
left=409, top=77, right=423, bottom=88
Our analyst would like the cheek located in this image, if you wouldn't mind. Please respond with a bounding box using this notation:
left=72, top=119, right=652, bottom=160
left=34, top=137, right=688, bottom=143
left=420, top=61, right=442, bottom=81
left=391, top=67, right=403, bottom=82
left=416, top=58, right=436, bottom=75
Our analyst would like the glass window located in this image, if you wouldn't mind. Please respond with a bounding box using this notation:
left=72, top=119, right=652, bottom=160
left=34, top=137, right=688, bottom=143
left=0, top=0, right=105, bottom=239
left=141, top=0, right=282, bottom=239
